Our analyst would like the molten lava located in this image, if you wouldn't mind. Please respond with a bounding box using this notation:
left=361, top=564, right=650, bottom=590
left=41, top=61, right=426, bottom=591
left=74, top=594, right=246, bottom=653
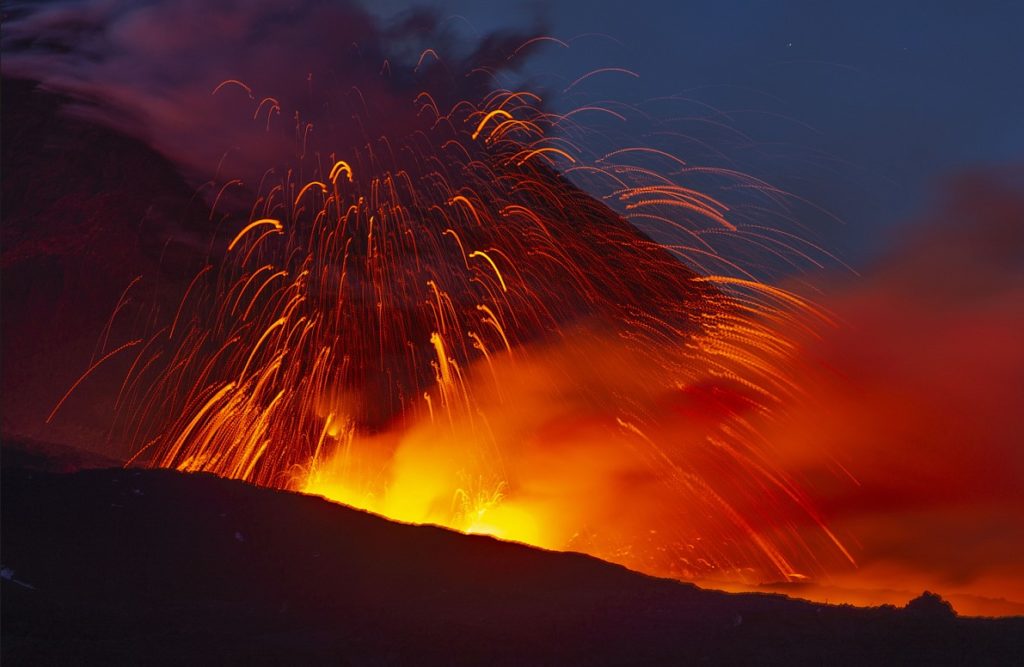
left=66, top=52, right=859, bottom=588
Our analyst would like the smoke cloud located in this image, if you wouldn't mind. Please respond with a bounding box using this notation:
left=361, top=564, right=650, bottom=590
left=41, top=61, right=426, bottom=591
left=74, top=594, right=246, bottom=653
left=758, top=172, right=1024, bottom=614
left=2, top=0, right=541, bottom=188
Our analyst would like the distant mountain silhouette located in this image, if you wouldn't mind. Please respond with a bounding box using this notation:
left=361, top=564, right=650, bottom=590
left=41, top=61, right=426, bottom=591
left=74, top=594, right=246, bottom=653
left=3, top=443, right=1021, bottom=665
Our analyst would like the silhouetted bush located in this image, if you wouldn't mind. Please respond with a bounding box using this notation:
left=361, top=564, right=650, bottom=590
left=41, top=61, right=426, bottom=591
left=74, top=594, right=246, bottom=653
left=906, top=591, right=956, bottom=620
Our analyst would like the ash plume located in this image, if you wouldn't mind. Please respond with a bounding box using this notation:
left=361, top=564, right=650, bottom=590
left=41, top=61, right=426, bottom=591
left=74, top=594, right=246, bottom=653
left=2, top=0, right=543, bottom=189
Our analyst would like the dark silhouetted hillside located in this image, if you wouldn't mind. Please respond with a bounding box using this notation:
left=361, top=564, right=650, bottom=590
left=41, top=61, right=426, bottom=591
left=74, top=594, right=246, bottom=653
left=3, top=448, right=1021, bottom=665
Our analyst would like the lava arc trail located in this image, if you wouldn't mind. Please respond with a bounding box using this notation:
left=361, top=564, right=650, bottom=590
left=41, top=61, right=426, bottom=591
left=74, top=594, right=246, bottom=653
left=73, top=49, right=853, bottom=587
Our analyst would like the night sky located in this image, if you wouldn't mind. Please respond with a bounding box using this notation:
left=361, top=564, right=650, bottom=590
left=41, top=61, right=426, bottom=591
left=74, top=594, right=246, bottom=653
left=374, top=0, right=1024, bottom=263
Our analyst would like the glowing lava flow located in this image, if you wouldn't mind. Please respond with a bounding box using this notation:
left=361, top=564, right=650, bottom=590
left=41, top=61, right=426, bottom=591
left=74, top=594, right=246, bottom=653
left=110, top=62, right=853, bottom=586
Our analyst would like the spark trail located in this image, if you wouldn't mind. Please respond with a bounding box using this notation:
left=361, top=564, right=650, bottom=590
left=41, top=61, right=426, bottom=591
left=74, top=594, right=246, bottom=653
left=107, top=49, right=852, bottom=586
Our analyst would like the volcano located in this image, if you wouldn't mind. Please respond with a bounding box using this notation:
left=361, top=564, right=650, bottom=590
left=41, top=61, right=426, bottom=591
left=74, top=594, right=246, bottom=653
left=3, top=80, right=1022, bottom=665
left=2, top=73, right=851, bottom=586
left=4, top=14, right=1023, bottom=659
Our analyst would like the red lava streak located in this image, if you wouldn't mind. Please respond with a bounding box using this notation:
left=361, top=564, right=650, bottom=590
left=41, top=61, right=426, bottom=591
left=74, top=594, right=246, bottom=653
left=75, top=63, right=862, bottom=587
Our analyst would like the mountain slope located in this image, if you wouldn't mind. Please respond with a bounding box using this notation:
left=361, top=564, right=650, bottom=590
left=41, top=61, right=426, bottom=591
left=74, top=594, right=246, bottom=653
left=3, top=459, right=1021, bottom=665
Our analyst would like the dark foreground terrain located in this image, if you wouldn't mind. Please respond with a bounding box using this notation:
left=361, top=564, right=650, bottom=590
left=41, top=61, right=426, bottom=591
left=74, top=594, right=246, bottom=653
left=3, top=446, right=1022, bottom=666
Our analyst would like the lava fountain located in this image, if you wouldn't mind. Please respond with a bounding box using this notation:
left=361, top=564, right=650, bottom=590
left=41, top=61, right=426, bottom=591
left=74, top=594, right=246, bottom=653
left=58, top=46, right=854, bottom=586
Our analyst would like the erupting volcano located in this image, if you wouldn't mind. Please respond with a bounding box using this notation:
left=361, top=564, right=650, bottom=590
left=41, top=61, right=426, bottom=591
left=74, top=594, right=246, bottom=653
left=73, top=69, right=849, bottom=584
left=4, top=4, right=1024, bottom=662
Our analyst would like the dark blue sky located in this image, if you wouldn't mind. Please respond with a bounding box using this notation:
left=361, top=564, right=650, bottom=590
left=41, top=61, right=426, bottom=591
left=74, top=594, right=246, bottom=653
left=376, top=0, right=1024, bottom=266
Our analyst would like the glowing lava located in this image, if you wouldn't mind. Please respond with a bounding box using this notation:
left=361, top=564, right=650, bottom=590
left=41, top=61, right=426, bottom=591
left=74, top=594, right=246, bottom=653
left=93, top=50, right=855, bottom=587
